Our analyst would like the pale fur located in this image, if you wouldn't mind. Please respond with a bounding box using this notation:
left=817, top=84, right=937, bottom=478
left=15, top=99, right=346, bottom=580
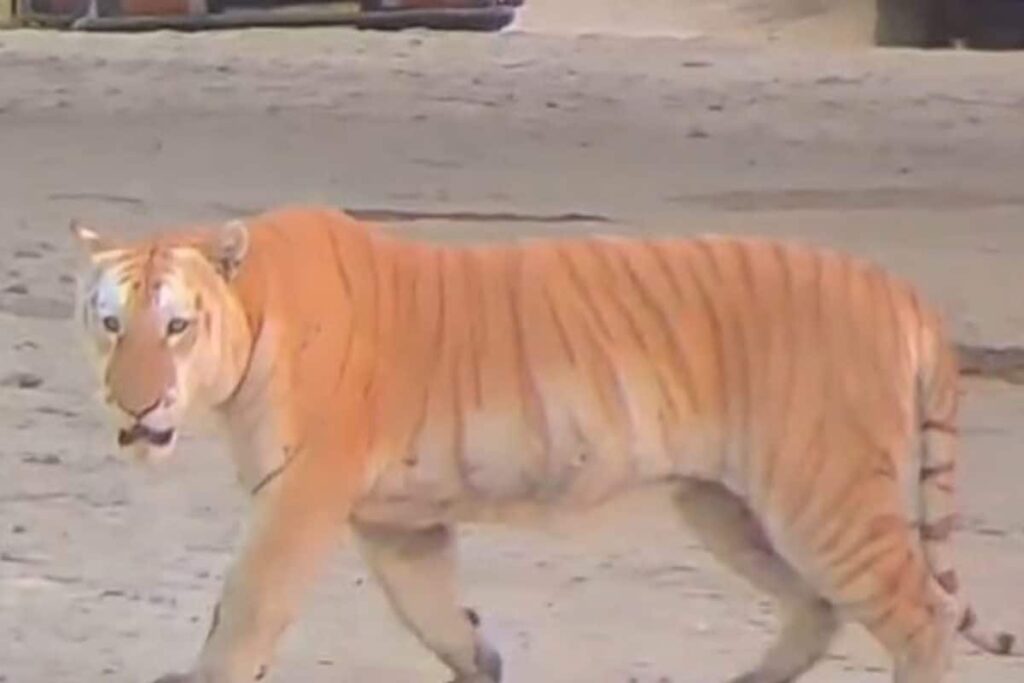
left=70, top=205, right=1015, bottom=683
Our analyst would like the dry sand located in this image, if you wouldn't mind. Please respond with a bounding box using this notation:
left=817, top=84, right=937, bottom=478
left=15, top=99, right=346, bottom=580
left=517, top=0, right=877, bottom=47
left=2, top=4, right=1024, bottom=682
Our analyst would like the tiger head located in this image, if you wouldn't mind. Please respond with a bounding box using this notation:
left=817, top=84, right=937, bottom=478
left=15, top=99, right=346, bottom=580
left=70, top=219, right=251, bottom=462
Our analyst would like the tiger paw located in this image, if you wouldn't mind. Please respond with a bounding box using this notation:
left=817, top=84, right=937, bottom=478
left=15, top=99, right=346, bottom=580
left=448, top=675, right=499, bottom=683
left=151, top=673, right=200, bottom=683
left=474, top=640, right=502, bottom=682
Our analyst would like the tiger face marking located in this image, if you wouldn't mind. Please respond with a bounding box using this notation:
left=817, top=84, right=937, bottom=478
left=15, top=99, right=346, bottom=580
left=71, top=219, right=249, bottom=462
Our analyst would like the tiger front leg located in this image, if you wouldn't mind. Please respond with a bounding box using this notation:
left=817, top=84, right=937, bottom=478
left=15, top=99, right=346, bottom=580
left=354, top=521, right=503, bottom=682
left=151, top=460, right=348, bottom=683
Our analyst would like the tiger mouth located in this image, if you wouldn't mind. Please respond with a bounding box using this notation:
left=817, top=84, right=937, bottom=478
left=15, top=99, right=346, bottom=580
left=118, top=425, right=175, bottom=448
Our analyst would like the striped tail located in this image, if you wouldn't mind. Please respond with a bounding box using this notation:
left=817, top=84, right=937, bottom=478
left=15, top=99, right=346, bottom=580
left=917, top=325, right=1016, bottom=656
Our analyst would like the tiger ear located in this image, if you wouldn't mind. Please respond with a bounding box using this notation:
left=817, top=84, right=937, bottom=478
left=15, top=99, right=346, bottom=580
left=69, top=220, right=115, bottom=257
left=203, top=219, right=249, bottom=281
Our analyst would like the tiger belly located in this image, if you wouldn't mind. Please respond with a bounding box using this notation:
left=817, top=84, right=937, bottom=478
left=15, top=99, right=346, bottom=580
left=352, top=398, right=715, bottom=528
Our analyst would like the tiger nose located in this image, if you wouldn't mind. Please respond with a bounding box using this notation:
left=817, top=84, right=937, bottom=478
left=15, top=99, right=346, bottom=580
left=109, top=390, right=176, bottom=419
left=116, top=396, right=162, bottom=420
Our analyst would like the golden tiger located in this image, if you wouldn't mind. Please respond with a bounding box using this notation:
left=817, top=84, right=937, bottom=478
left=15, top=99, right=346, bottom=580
left=70, top=205, right=1015, bottom=683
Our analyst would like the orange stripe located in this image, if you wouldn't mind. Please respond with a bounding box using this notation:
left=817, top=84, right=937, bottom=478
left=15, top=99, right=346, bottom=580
left=920, top=462, right=955, bottom=480
left=921, top=419, right=958, bottom=435
left=920, top=515, right=957, bottom=541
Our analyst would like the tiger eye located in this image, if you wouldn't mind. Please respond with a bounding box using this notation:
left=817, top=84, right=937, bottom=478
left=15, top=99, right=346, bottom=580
left=102, top=316, right=121, bottom=334
left=167, top=317, right=190, bottom=336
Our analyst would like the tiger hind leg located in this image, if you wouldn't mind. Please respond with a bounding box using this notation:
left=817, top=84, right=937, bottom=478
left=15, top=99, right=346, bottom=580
left=842, top=540, right=958, bottom=683
left=673, top=481, right=839, bottom=683
left=856, top=555, right=958, bottom=683
left=779, top=482, right=960, bottom=683
left=354, top=521, right=502, bottom=683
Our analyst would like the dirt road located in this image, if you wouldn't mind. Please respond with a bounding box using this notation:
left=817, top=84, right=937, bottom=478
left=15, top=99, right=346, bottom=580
left=1, top=14, right=1023, bottom=683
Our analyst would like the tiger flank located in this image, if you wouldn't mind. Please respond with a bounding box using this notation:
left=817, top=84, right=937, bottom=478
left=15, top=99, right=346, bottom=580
left=70, top=205, right=1016, bottom=683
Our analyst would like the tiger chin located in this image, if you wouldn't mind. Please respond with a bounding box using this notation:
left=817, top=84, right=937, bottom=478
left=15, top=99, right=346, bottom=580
left=71, top=205, right=1016, bottom=683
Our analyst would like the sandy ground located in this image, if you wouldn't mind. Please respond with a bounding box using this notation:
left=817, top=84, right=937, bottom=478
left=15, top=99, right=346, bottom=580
left=517, top=0, right=878, bottom=47
left=2, top=5, right=1024, bottom=682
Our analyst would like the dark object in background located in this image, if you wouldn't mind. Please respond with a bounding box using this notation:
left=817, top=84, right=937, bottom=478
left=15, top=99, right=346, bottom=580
left=960, top=0, right=1024, bottom=48
left=874, top=0, right=955, bottom=47
left=14, top=0, right=520, bottom=30
left=361, top=0, right=521, bottom=9
left=874, top=0, right=1024, bottom=48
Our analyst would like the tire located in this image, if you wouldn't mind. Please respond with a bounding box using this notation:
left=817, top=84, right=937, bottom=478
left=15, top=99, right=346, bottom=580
left=874, top=0, right=954, bottom=47
left=354, top=6, right=515, bottom=31
left=962, top=0, right=1024, bottom=50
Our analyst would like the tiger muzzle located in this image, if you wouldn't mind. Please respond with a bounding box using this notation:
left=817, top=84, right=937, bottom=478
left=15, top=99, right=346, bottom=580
left=118, top=424, right=176, bottom=447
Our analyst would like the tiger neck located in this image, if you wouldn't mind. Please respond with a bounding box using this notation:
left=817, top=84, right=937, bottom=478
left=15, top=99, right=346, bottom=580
left=215, top=318, right=288, bottom=493
left=204, top=280, right=255, bottom=409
